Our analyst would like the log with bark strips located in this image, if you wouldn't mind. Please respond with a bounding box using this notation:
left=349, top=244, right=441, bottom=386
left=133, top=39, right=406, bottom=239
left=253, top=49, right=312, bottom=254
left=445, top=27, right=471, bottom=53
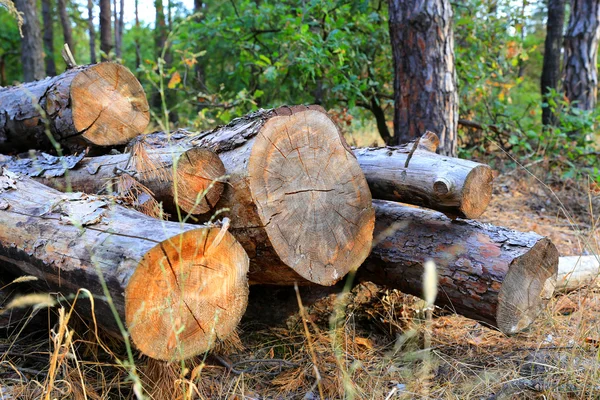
left=0, top=170, right=249, bottom=361
left=0, top=62, right=149, bottom=153
left=0, top=144, right=226, bottom=216
left=142, top=105, right=375, bottom=286
left=357, top=200, right=559, bottom=334
left=354, top=131, right=494, bottom=219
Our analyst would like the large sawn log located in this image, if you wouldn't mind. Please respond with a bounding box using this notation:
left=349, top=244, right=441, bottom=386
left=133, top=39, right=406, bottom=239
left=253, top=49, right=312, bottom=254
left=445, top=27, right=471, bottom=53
left=0, top=145, right=226, bottom=215
left=354, top=131, right=494, bottom=219
left=0, top=63, right=149, bottom=153
left=357, top=201, right=559, bottom=334
left=143, top=106, right=375, bottom=286
left=0, top=171, right=249, bottom=361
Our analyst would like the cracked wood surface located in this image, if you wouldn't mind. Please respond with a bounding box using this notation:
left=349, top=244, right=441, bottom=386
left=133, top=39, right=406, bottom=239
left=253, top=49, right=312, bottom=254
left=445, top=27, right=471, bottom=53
left=0, top=144, right=226, bottom=215
left=0, top=171, right=248, bottom=361
left=358, top=200, right=559, bottom=334
left=0, top=63, right=149, bottom=153
left=143, top=105, right=375, bottom=286
left=354, top=131, right=494, bottom=219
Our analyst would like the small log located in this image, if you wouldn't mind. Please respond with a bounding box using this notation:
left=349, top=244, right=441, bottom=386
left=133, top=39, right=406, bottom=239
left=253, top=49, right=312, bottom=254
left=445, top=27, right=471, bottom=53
left=357, top=201, right=559, bottom=334
left=143, top=106, right=375, bottom=286
left=557, top=256, right=599, bottom=292
left=0, top=63, right=149, bottom=153
left=0, top=171, right=249, bottom=361
left=354, top=131, right=494, bottom=219
left=0, top=146, right=226, bottom=215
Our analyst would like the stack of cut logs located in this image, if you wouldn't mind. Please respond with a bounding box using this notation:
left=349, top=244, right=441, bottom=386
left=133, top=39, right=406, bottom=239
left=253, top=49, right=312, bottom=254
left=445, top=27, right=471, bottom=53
left=0, top=63, right=559, bottom=361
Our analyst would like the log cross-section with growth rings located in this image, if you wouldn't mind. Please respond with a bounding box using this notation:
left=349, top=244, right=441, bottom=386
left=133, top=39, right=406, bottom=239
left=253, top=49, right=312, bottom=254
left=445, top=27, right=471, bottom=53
left=0, top=171, right=249, bottom=361
left=143, top=105, right=376, bottom=286
left=0, top=62, right=150, bottom=153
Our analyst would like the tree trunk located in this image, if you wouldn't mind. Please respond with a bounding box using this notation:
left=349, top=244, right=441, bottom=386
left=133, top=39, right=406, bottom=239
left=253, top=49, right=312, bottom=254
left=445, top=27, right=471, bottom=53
left=357, top=201, right=559, bottom=334
left=134, top=0, right=141, bottom=70
left=153, top=0, right=170, bottom=110
left=88, top=0, right=97, bottom=64
left=14, top=0, right=46, bottom=82
left=99, top=0, right=112, bottom=61
left=563, top=0, right=600, bottom=111
left=388, top=0, right=458, bottom=156
left=0, top=171, right=249, bottom=361
left=41, top=0, right=57, bottom=76
left=57, top=0, right=75, bottom=58
left=194, top=0, right=205, bottom=89
left=118, top=0, right=124, bottom=59
left=144, top=105, right=376, bottom=286
left=0, top=144, right=226, bottom=216
left=354, top=131, right=494, bottom=219
left=0, top=63, right=150, bottom=153
left=541, top=0, right=566, bottom=126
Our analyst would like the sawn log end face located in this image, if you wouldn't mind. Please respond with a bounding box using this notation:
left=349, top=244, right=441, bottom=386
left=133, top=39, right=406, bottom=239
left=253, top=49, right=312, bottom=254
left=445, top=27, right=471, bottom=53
left=459, top=164, right=494, bottom=219
left=497, top=237, right=559, bottom=334
left=247, top=108, right=375, bottom=286
left=71, top=63, right=150, bottom=146
left=124, top=227, right=249, bottom=361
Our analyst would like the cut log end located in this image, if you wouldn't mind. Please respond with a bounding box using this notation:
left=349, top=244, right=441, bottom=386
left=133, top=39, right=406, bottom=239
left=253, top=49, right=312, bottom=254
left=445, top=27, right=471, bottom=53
left=175, top=148, right=226, bottom=215
left=458, top=165, right=494, bottom=219
left=71, top=63, right=150, bottom=146
left=497, top=237, right=559, bottom=334
left=248, top=108, right=375, bottom=286
left=125, top=227, right=249, bottom=361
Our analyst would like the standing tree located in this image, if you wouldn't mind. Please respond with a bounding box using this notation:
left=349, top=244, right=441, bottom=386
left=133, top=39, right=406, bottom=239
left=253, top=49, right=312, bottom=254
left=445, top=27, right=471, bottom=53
left=117, top=0, right=124, bottom=59
left=57, top=0, right=74, bottom=57
left=99, top=0, right=112, bottom=61
left=13, top=0, right=45, bottom=81
left=388, top=0, right=458, bottom=156
left=88, top=0, right=96, bottom=63
left=563, top=0, right=600, bottom=111
left=112, top=0, right=123, bottom=59
left=134, top=0, right=140, bottom=69
left=41, top=0, right=57, bottom=76
left=541, top=0, right=566, bottom=126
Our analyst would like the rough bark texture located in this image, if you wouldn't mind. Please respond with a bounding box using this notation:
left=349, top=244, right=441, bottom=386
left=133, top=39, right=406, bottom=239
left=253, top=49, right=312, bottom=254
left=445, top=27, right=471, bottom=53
left=41, top=0, right=57, bottom=77
left=14, top=0, right=46, bottom=82
left=354, top=131, right=493, bottom=219
left=0, top=171, right=249, bottom=361
left=57, top=0, right=75, bottom=58
left=358, top=201, right=559, bottom=334
left=388, top=0, right=458, bottom=156
left=563, top=0, right=600, bottom=111
left=0, top=144, right=226, bottom=215
left=541, top=0, right=566, bottom=126
left=144, top=105, right=375, bottom=286
left=99, top=0, right=112, bottom=61
left=88, top=0, right=97, bottom=64
left=0, top=63, right=150, bottom=153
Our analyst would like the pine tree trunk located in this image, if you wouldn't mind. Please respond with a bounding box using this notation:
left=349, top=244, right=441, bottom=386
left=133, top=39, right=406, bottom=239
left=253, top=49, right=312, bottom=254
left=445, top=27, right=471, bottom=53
left=88, top=0, right=97, bottom=64
left=57, top=0, right=75, bottom=57
left=135, top=0, right=141, bottom=70
left=144, top=106, right=376, bottom=286
left=118, top=0, right=124, bottom=59
left=388, top=0, right=458, bottom=156
left=41, top=0, right=57, bottom=76
left=0, top=144, right=226, bottom=216
left=14, top=0, right=46, bottom=82
left=0, top=171, right=249, bottom=361
left=358, top=201, right=559, bottom=334
left=541, top=0, right=566, bottom=126
left=0, top=63, right=150, bottom=153
left=99, top=0, right=112, bottom=61
left=563, top=0, right=600, bottom=111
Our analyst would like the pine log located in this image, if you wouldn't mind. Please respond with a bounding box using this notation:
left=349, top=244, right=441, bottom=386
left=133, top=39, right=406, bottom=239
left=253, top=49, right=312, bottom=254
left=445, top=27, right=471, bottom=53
left=0, top=171, right=249, bottom=361
left=143, top=105, right=375, bottom=286
left=557, top=255, right=599, bottom=292
left=357, top=201, right=559, bottom=334
left=354, top=131, right=494, bottom=219
left=0, top=145, right=226, bottom=215
left=0, top=63, right=149, bottom=153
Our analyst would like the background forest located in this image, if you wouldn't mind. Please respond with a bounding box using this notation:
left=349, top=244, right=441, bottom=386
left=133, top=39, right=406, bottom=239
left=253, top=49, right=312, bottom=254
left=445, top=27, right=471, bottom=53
left=1, top=0, right=598, bottom=181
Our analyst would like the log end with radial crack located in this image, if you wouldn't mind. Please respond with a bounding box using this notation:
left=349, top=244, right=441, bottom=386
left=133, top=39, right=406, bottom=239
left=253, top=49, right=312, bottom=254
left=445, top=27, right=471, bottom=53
left=71, top=63, right=150, bottom=146
left=125, top=225, right=249, bottom=361
left=246, top=107, right=375, bottom=286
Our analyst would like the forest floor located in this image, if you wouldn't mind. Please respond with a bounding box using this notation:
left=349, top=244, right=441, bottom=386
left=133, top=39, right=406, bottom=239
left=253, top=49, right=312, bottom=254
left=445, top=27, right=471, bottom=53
left=1, top=166, right=600, bottom=399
